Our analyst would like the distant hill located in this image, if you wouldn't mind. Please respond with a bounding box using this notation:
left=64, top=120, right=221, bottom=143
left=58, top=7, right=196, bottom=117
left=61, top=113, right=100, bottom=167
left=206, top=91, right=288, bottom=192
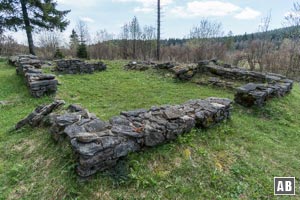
left=159, top=26, right=300, bottom=46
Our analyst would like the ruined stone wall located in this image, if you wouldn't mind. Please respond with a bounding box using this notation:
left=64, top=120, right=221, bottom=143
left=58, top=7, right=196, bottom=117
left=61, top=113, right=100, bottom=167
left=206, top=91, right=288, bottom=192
left=9, top=55, right=58, bottom=98
left=16, top=98, right=232, bottom=177
left=55, top=59, right=106, bottom=74
left=196, top=60, right=294, bottom=107
left=124, top=60, right=294, bottom=107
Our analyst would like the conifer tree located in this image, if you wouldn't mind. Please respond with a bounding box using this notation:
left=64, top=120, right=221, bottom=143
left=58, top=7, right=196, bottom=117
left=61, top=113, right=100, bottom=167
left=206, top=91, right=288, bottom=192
left=0, top=0, right=70, bottom=55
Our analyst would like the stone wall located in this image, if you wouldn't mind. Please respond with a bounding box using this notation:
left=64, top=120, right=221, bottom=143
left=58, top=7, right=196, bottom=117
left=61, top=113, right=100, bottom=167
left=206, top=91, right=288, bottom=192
left=124, top=61, right=176, bottom=72
left=9, top=55, right=58, bottom=98
left=196, top=60, right=294, bottom=107
left=9, top=54, right=43, bottom=68
left=124, top=59, right=294, bottom=107
left=124, top=61, right=155, bottom=71
left=16, top=98, right=232, bottom=177
left=55, top=59, right=106, bottom=74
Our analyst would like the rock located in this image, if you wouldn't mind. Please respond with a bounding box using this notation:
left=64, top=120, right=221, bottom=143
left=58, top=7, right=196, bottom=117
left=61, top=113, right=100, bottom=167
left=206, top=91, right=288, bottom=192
left=15, top=100, right=65, bottom=130
left=83, top=119, right=111, bottom=132
left=154, top=62, right=175, bottom=69
left=163, top=107, right=183, bottom=119
left=55, top=59, right=107, bottom=74
left=234, top=82, right=293, bottom=107
left=68, top=104, right=85, bottom=112
left=124, top=61, right=154, bottom=71
left=56, top=113, right=81, bottom=127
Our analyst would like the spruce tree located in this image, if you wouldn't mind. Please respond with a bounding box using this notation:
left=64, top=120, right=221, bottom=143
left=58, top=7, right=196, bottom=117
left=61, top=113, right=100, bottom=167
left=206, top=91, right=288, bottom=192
left=77, top=43, right=88, bottom=59
left=53, top=47, right=64, bottom=59
left=0, top=0, right=70, bottom=55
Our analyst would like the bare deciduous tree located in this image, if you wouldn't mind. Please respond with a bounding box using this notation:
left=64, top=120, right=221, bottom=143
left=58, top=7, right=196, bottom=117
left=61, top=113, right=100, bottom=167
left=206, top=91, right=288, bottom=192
left=76, top=20, right=90, bottom=44
left=129, top=16, right=141, bottom=59
left=285, top=2, right=300, bottom=27
left=37, top=30, right=62, bottom=59
left=190, top=19, right=223, bottom=39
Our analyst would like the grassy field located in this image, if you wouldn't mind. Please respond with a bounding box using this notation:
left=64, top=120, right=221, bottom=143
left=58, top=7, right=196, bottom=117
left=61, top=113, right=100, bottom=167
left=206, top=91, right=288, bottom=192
left=0, top=60, right=300, bottom=199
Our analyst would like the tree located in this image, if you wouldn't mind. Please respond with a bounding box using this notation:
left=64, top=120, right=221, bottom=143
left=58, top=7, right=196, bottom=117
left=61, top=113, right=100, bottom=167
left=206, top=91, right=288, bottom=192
left=75, top=21, right=89, bottom=59
left=77, top=43, right=88, bottom=59
left=53, top=47, right=64, bottom=59
left=189, top=19, right=223, bottom=39
left=188, top=19, right=224, bottom=61
left=141, top=25, right=156, bottom=60
left=69, top=29, right=79, bottom=57
left=37, top=30, right=62, bottom=58
left=157, top=0, right=161, bottom=61
left=0, top=0, right=70, bottom=55
left=129, top=16, right=141, bottom=59
left=120, top=24, right=130, bottom=59
left=285, top=2, right=300, bottom=27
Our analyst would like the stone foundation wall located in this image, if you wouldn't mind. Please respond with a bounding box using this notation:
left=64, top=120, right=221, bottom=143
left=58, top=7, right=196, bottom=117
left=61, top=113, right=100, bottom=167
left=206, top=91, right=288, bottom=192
left=9, top=55, right=58, bottom=98
left=124, top=60, right=294, bottom=107
left=55, top=59, right=106, bottom=74
left=16, top=98, right=232, bottom=177
left=124, top=61, right=155, bottom=71
left=196, top=60, right=294, bottom=107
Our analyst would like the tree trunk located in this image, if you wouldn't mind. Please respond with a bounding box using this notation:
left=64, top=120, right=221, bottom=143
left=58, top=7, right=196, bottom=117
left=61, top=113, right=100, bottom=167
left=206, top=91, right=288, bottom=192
left=133, top=39, right=136, bottom=59
left=20, top=0, right=35, bottom=55
left=157, top=0, right=161, bottom=61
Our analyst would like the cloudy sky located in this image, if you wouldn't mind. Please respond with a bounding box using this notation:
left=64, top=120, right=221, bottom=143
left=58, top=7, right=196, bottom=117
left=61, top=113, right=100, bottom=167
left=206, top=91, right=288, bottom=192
left=13, top=0, right=296, bottom=43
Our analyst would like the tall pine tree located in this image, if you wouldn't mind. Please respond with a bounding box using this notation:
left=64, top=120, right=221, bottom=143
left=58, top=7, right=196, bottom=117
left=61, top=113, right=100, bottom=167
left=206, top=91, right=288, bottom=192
left=0, top=0, right=70, bottom=55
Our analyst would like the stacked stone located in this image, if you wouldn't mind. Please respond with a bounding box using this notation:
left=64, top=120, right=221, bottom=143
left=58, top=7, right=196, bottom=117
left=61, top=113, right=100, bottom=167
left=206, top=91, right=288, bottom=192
left=9, top=54, right=42, bottom=68
left=10, top=55, right=58, bottom=98
left=234, top=82, right=294, bottom=107
left=55, top=59, right=107, bottom=74
left=154, top=62, right=175, bottom=70
left=197, top=60, right=289, bottom=83
left=196, top=60, right=294, bottom=107
left=196, top=77, right=235, bottom=89
left=16, top=98, right=233, bottom=177
left=45, top=97, right=232, bottom=177
left=124, top=61, right=155, bottom=71
left=169, top=64, right=199, bottom=81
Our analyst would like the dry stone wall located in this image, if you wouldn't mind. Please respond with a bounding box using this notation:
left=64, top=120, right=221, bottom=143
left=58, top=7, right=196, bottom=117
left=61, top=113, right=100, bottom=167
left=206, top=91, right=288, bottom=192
left=55, top=59, right=107, bottom=74
left=124, top=60, right=294, bottom=107
left=124, top=61, right=155, bottom=71
left=196, top=60, right=294, bottom=107
left=16, top=98, right=232, bottom=177
left=9, top=55, right=58, bottom=98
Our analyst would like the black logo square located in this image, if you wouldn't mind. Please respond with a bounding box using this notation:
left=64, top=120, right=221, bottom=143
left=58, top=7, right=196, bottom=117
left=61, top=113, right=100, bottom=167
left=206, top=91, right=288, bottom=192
left=274, top=177, right=295, bottom=195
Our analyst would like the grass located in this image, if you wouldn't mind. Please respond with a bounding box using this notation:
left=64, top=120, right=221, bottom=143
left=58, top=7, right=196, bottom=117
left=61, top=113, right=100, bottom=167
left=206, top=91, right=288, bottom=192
left=0, top=60, right=300, bottom=199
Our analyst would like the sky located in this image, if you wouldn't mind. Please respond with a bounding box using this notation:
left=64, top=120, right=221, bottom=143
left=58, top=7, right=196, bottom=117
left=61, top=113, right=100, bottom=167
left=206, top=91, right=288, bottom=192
left=11, top=0, right=297, bottom=44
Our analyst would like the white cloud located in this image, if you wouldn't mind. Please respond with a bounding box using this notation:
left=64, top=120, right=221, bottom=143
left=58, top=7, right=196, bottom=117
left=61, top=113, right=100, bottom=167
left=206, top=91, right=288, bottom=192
left=134, top=7, right=154, bottom=13
left=170, top=1, right=260, bottom=20
left=80, top=17, right=95, bottom=23
left=57, top=0, right=98, bottom=7
left=113, top=0, right=173, bottom=7
left=234, top=7, right=261, bottom=20
left=113, top=0, right=173, bottom=13
left=170, top=1, right=240, bottom=18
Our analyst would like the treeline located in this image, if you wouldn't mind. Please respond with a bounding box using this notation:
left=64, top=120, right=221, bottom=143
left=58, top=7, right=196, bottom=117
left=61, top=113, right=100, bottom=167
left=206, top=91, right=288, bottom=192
left=1, top=3, right=300, bottom=79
